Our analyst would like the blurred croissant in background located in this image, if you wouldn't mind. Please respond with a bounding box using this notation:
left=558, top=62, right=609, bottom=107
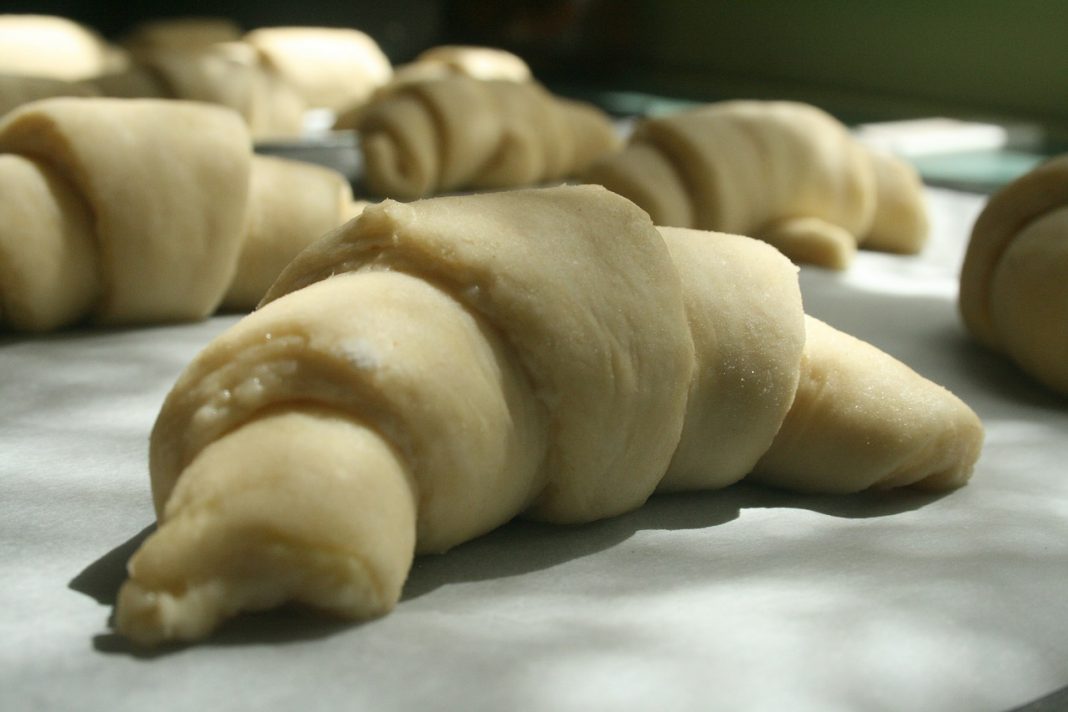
left=0, top=97, right=361, bottom=332
left=583, top=100, right=928, bottom=269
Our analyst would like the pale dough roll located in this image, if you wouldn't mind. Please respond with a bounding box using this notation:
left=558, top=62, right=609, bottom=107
left=583, top=100, right=928, bottom=269
left=244, top=27, right=392, bottom=111
left=559, top=98, right=626, bottom=175
left=657, top=226, right=805, bottom=491
left=381, top=45, right=532, bottom=97
left=93, top=47, right=307, bottom=140
left=467, top=79, right=573, bottom=188
left=0, top=97, right=251, bottom=324
left=752, top=316, right=984, bottom=492
left=585, top=140, right=695, bottom=228
left=149, top=270, right=550, bottom=556
left=119, top=405, right=418, bottom=646
left=341, top=199, right=371, bottom=224
left=351, top=76, right=621, bottom=200
left=959, top=154, right=1068, bottom=350
left=221, top=154, right=357, bottom=310
left=364, top=76, right=501, bottom=193
left=0, top=15, right=113, bottom=80
left=862, top=148, right=929, bottom=253
left=618, top=101, right=873, bottom=234
left=0, top=154, right=98, bottom=330
left=148, top=49, right=306, bottom=139
left=757, top=216, right=857, bottom=271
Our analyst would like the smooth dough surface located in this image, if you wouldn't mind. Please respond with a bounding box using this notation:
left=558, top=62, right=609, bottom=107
left=119, top=184, right=982, bottom=646
left=244, top=27, right=392, bottom=111
left=959, top=153, right=1068, bottom=395
left=0, top=73, right=99, bottom=117
left=0, top=15, right=114, bottom=80
left=385, top=45, right=532, bottom=91
left=93, top=46, right=306, bottom=140
left=123, top=17, right=243, bottom=55
left=120, top=404, right=418, bottom=646
left=583, top=100, right=928, bottom=268
left=753, top=316, right=984, bottom=492
left=269, top=184, right=696, bottom=522
left=350, top=76, right=620, bottom=199
left=657, top=226, right=805, bottom=491
left=0, top=97, right=251, bottom=325
left=0, top=153, right=98, bottom=330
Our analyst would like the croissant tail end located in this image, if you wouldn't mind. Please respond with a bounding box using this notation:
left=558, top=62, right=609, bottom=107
left=114, top=538, right=399, bottom=648
left=117, top=407, right=418, bottom=647
left=756, top=217, right=857, bottom=271
left=115, top=577, right=238, bottom=648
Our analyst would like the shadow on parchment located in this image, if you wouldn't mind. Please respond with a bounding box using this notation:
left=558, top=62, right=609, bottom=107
left=70, top=482, right=946, bottom=656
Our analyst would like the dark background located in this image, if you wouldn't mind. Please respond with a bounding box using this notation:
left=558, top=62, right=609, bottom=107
left=5, top=0, right=1067, bottom=133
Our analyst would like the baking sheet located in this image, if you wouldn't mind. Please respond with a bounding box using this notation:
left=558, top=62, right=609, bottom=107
left=1, top=187, right=1067, bottom=711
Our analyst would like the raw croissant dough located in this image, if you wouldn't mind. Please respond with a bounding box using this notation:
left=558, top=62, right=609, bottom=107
left=0, top=14, right=121, bottom=81
left=116, top=185, right=982, bottom=646
left=344, top=75, right=622, bottom=199
left=93, top=43, right=307, bottom=140
left=582, top=100, right=928, bottom=269
left=243, top=27, right=392, bottom=112
left=102, top=23, right=392, bottom=135
left=0, top=97, right=359, bottom=331
left=0, top=73, right=99, bottom=117
left=379, top=45, right=531, bottom=96
left=959, top=153, right=1068, bottom=395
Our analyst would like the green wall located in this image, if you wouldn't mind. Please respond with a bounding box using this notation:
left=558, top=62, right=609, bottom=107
left=625, top=1, right=1067, bottom=132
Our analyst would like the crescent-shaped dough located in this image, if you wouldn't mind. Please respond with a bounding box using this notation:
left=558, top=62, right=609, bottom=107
left=959, top=154, right=1068, bottom=394
left=115, top=185, right=982, bottom=646
left=243, top=27, right=392, bottom=112
left=348, top=76, right=621, bottom=199
left=0, top=98, right=358, bottom=330
left=583, top=100, right=928, bottom=269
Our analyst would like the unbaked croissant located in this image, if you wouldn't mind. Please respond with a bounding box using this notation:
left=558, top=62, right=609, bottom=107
left=582, top=100, right=928, bottom=269
left=959, top=153, right=1068, bottom=395
left=0, top=97, right=359, bottom=331
left=382, top=45, right=531, bottom=92
left=93, top=44, right=307, bottom=140
left=341, top=75, right=621, bottom=199
left=242, top=27, right=392, bottom=112
left=0, top=14, right=122, bottom=81
left=115, top=184, right=982, bottom=646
